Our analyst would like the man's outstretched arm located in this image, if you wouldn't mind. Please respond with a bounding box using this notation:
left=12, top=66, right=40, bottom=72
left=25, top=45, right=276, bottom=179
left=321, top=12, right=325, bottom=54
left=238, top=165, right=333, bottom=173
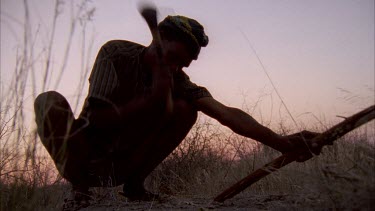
left=195, top=97, right=292, bottom=153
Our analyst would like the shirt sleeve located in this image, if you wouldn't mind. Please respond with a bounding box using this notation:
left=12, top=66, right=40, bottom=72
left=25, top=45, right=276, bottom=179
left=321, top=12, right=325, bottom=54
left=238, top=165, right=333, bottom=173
left=174, top=70, right=212, bottom=101
left=87, top=47, right=119, bottom=104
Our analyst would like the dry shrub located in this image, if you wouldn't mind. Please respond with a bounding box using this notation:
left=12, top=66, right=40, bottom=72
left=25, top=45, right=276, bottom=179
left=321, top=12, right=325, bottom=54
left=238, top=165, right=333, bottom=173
left=146, top=117, right=375, bottom=210
left=1, top=1, right=95, bottom=210
left=1, top=1, right=374, bottom=210
left=2, top=114, right=374, bottom=210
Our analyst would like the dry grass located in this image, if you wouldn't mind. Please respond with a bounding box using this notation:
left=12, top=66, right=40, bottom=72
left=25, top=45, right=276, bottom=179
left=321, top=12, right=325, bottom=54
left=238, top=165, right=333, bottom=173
left=147, top=121, right=375, bottom=205
left=1, top=117, right=374, bottom=210
left=1, top=1, right=374, bottom=210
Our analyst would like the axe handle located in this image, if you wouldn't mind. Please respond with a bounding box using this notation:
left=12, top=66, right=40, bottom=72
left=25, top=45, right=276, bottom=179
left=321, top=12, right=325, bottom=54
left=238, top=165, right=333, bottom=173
left=214, top=105, right=375, bottom=202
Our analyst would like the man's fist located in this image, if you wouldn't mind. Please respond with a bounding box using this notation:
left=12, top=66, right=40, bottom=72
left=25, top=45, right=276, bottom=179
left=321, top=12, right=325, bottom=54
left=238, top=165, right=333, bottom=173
left=284, top=130, right=322, bottom=162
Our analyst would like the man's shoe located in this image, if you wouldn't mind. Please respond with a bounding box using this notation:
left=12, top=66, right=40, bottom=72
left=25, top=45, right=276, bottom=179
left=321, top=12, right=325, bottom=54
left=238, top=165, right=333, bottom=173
left=119, top=184, right=159, bottom=201
left=62, top=189, right=92, bottom=211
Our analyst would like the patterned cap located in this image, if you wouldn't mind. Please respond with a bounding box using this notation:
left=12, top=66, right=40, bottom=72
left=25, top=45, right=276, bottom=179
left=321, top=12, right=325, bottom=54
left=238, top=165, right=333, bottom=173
left=158, top=15, right=209, bottom=48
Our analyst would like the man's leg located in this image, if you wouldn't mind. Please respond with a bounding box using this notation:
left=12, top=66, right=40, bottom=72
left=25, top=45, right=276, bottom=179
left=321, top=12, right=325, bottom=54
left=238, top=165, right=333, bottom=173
left=34, top=91, right=89, bottom=192
left=119, top=99, right=198, bottom=199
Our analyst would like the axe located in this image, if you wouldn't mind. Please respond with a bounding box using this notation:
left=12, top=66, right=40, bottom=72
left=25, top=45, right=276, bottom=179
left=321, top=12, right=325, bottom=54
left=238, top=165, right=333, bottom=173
left=138, top=3, right=162, bottom=57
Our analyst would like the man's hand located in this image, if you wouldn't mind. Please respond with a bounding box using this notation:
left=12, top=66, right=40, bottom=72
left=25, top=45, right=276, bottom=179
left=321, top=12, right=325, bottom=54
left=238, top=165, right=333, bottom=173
left=283, top=130, right=322, bottom=162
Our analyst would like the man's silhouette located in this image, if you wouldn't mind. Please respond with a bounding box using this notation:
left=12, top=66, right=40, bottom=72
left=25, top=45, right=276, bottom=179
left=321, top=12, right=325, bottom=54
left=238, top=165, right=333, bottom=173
left=34, top=15, right=320, bottom=205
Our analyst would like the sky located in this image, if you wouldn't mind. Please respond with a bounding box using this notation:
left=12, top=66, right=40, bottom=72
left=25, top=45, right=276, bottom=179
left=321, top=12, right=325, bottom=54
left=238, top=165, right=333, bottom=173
left=1, top=0, right=374, bottom=130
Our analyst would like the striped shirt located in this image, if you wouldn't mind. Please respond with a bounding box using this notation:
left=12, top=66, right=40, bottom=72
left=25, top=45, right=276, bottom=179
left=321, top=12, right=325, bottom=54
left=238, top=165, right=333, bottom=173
left=80, top=40, right=211, bottom=118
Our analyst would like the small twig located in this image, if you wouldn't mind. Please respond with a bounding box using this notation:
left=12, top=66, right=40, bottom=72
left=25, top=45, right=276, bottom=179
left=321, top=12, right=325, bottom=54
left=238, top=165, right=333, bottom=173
left=336, top=115, right=348, bottom=119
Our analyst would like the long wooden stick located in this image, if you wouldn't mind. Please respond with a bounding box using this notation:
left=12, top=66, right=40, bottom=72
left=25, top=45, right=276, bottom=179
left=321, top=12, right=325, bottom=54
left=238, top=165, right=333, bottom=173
left=214, top=105, right=375, bottom=202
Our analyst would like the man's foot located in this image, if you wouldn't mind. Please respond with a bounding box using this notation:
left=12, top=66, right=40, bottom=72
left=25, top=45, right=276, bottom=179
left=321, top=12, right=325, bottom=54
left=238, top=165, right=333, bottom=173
left=62, top=188, right=92, bottom=211
left=120, top=183, right=159, bottom=201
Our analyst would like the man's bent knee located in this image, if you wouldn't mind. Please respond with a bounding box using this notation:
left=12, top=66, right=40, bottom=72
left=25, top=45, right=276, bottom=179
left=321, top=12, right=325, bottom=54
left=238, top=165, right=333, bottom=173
left=34, top=91, right=76, bottom=166
left=34, top=91, right=75, bottom=137
left=34, top=91, right=89, bottom=185
left=34, top=91, right=73, bottom=120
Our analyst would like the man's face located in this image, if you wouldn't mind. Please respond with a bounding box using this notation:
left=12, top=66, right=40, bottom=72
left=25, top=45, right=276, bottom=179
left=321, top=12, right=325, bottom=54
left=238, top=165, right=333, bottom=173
left=162, top=40, right=198, bottom=70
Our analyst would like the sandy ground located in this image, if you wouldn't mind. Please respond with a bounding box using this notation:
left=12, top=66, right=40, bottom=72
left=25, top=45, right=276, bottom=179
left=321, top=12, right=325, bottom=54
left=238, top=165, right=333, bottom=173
left=79, top=193, right=332, bottom=211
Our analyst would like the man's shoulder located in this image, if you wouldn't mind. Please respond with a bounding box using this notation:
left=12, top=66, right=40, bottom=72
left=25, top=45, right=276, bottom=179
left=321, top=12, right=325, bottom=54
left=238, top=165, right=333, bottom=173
left=101, top=40, right=145, bottom=57
left=103, top=40, right=145, bottom=48
left=174, top=69, right=190, bottom=81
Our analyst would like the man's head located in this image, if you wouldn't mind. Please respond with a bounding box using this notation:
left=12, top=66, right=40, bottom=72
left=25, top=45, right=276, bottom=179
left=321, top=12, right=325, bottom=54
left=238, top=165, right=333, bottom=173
left=157, top=15, right=209, bottom=68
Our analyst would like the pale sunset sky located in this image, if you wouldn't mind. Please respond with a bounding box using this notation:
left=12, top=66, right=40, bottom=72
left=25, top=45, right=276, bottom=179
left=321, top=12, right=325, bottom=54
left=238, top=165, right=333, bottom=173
left=1, top=0, right=374, bottom=130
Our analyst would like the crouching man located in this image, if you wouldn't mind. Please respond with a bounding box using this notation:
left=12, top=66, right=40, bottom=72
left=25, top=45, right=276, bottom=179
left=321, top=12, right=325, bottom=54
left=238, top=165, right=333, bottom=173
left=34, top=15, right=320, bottom=208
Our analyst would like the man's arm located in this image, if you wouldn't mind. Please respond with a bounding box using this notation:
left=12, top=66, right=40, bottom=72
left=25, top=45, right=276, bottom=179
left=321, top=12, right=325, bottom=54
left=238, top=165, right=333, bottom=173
left=195, top=97, right=292, bottom=153
left=88, top=67, right=173, bottom=129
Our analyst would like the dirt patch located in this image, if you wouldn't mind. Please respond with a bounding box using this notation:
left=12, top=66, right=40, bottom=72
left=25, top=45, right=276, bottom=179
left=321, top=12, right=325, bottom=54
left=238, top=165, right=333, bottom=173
left=80, top=193, right=338, bottom=211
